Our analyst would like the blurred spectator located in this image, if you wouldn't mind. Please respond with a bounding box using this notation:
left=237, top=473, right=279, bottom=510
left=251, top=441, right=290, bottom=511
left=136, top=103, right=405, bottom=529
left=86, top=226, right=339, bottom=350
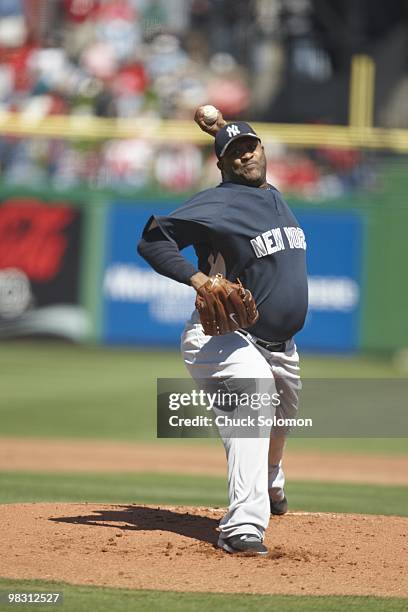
left=154, top=144, right=202, bottom=192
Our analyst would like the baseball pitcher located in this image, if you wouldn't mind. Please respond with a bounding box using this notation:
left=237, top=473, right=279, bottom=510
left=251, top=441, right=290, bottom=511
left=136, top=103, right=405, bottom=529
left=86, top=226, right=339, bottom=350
left=138, top=107, right=308, bottom=555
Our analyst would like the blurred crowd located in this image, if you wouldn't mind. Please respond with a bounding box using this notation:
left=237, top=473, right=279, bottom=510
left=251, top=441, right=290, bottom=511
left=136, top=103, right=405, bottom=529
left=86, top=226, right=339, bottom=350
left=0, top=0, right=255, bottom=120
left=0, top=0, right=378, bottom=197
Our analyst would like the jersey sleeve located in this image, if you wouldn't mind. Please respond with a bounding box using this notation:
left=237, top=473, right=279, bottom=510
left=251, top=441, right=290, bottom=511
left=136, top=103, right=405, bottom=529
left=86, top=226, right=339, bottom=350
left=141, top=214, right=206, bottom=250
left=137, top=189, right=222, bottom=285
left=137, top=227, right=198, bottom=285
left=142, top=188, right=223, bottom=248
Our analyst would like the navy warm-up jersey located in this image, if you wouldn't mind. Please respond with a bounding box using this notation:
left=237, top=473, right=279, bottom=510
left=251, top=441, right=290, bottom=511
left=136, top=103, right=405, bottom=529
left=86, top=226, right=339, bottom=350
left=143, top=181, right=308, bottom=342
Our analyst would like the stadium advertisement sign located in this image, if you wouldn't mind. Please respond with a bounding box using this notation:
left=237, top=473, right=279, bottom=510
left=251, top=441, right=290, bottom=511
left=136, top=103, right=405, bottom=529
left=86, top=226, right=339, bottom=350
left=295, top=209, right=363, bottom=351
left=0, top=196, right=88, bottom=341
left=102, top=203, right=196, bottom=345
left=102, top=203, right=363, bottom=350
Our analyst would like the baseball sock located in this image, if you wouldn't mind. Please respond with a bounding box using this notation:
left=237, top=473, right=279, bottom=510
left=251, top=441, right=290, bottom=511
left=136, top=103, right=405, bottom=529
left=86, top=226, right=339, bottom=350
left=268, top=462, right=285, bottom=501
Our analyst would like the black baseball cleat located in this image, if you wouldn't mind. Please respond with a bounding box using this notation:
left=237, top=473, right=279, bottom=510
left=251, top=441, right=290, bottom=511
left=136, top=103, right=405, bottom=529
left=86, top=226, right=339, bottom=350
left=218, top=534, right=268, bottom=556
left=270, top=495, right=288, bottom=516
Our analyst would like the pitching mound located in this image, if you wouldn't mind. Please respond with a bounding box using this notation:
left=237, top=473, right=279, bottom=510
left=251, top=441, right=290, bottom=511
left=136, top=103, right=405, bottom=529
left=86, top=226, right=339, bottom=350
left=0, top=504, right=406, bottom=597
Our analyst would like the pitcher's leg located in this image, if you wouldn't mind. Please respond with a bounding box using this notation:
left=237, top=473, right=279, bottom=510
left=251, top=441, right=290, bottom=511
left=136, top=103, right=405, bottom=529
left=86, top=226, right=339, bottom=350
left=181, top=323, right=274, bottom=541
left=217, top=435, right=270, bottom=541
left=265, top=340, right=301, bottom=505
left=268, top=435, right=286, bottom=502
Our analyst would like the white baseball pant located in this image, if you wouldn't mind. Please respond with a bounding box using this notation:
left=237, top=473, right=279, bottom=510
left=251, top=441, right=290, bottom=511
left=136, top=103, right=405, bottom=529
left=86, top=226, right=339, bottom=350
left=181, top=310, right=301, bottom=542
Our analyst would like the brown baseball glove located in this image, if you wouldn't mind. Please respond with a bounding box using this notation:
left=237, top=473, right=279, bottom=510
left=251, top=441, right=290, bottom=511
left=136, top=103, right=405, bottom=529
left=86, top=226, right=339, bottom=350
left=195, top=274, right=259, bottom=336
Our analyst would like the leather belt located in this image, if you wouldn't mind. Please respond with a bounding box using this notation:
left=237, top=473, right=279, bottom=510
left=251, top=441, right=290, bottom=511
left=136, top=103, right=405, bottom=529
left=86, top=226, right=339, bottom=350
left=238, top=330, right=287, bottom=353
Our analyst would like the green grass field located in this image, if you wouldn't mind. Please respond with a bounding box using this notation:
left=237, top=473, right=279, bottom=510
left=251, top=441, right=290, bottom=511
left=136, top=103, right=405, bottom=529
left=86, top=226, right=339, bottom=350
left=1, top=342, right=407, bottom=611
left=0, top=578, right=406, bottom=612
left=0, top=472, right=407, bottom=515
left=1, top=342, right=407, bottom=452
left=0, top=582, right=406, bottom=612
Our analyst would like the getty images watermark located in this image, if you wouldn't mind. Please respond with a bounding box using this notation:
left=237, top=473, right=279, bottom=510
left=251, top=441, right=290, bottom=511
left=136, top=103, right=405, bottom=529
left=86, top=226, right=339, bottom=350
left=167, top=389, right=312, bottom=429
left=158, top=378, right=408, bottom=438
left=157, top=380, right=313, bottom=438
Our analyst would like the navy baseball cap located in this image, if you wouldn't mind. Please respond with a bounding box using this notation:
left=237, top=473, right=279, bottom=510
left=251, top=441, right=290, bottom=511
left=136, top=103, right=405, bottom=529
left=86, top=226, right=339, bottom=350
left=215, top=121, right=260, bottom=158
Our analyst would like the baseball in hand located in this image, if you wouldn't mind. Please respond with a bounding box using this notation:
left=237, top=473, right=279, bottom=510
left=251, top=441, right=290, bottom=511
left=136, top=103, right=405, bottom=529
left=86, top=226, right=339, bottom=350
left=201, top=105, right=218, bottom=125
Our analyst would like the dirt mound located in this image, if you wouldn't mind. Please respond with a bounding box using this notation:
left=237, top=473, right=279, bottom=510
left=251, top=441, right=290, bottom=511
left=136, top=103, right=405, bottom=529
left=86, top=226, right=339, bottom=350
left=0, top=503, right=406, bottom=597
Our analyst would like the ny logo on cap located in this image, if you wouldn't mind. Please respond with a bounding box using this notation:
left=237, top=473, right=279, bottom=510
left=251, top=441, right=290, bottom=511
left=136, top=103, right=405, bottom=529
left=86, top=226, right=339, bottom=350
left=226, top=124, right=240, bottom=137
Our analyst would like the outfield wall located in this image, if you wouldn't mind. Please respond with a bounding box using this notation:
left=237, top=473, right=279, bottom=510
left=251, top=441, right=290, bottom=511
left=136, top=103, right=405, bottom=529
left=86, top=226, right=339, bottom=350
left=0, top=183, right=405, bottom=353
